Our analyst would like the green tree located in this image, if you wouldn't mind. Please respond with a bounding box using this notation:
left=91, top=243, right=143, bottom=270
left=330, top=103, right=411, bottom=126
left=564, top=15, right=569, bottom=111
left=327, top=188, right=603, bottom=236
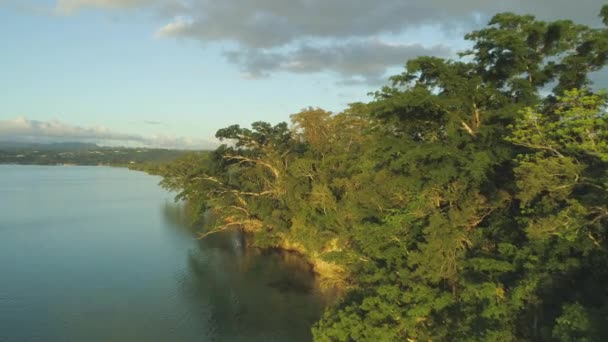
left=160, top=6, right=608, bottom=341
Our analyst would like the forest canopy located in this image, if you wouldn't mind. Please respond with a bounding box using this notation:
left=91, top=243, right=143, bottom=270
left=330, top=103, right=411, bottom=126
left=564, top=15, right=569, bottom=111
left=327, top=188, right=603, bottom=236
left=159, top=7, right=608, bottom=341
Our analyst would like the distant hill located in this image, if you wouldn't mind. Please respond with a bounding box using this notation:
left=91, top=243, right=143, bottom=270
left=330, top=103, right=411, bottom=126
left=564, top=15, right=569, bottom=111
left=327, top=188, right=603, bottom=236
left=0, top=141, right=195, bottom=167
left=0, top=141, right=99, bottom=151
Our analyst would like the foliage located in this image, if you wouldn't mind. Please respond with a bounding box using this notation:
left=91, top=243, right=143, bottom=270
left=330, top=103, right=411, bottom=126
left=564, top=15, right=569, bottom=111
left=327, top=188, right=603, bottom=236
left=160, top=6, right=608, bottom=341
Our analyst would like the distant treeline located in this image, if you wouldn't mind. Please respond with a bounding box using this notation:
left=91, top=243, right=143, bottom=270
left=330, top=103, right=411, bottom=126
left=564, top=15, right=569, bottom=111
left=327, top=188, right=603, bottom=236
left=0, top=142, right=193, bottom=167
left=160, top=8, right=608, bottom=341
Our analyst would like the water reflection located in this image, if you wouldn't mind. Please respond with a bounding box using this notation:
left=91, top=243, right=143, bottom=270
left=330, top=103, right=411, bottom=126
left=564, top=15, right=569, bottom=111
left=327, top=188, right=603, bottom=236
left=161, top=202, right=203, bottom=235
left=0, top=166, right=329, bottom=342
left=162, top=202, right=328, bottom=342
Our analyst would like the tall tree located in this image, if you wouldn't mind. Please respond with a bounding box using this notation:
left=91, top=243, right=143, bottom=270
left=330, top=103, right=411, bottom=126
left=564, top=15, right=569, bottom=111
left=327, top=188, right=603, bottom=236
left=161, top=6, right=608, bottom=341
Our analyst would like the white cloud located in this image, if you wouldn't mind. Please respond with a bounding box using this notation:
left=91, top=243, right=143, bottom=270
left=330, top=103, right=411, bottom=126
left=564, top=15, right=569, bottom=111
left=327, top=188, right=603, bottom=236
left=55, top=0, right=156, bottom=14
left=16, top=1, right=608, bottom=83
left=0, top=117, right=217, bottom=150
left=155, top=16, right=191, bottom=38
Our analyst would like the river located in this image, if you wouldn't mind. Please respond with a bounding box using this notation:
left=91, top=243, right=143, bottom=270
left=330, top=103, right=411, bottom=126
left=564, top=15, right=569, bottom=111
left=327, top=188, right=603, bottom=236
left=0, top=165, right=328, bottom=342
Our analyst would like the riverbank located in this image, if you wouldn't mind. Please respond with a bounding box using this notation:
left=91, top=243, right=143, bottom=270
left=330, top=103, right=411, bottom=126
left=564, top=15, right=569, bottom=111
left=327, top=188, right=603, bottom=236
left=236, top=226, right=348, bottom=295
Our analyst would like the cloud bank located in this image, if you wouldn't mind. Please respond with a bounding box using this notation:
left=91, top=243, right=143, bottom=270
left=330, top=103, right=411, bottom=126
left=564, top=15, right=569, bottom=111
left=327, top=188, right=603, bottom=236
left=224, top=41, right=451, bottom=85
left=0, top=117, right=217, bottom=150
left=10, top=0, right=607, bottom=84
left=55, top=0, right=155, bottom=14
left=57, top=1, right=605, bottom=42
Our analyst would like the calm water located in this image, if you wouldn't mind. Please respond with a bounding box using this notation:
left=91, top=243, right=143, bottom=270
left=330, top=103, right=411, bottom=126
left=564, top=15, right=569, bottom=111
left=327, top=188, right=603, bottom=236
left=0, top=165, right=327, bottom=342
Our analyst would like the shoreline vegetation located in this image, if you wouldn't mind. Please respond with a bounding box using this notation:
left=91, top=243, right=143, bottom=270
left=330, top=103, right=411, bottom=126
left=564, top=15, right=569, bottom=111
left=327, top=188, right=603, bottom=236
left=157, top=7, right=608, bottom=341
left=163, top=198, right=342, bottom=296
left=245, top=225, right=349, bottom=291
left=175, top=201, right=350, bottom=293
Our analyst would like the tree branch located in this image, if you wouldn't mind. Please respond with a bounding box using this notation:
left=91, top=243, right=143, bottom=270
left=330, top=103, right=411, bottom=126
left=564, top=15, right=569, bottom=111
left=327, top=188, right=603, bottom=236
left=224, top=154, right=281, bottom=178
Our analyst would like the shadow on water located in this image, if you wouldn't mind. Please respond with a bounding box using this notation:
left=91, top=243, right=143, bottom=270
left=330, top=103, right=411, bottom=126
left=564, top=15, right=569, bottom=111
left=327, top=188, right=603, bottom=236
left=161, top=201, right=330, bottom=342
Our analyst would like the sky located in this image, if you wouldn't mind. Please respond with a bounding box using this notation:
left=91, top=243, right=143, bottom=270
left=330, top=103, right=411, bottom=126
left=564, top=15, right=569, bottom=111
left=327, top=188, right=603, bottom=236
left=0, top=0, right=606, bottom=149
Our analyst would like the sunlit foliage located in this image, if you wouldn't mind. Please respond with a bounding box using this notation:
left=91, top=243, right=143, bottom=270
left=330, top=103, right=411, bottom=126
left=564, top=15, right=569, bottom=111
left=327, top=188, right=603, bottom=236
left=161, top=7, right=608, bottom=341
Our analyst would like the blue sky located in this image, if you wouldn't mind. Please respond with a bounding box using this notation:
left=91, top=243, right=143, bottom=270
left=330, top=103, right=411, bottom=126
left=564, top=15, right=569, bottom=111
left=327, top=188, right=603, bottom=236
left=0, top=0, right=606, bottom=149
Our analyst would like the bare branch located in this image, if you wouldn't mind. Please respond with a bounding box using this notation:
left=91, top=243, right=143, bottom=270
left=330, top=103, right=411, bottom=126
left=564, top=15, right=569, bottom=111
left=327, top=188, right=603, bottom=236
left=197, top=220, right=260, bottom=239
left=224, top=154, right=281, bottom=178
left=191, top=175, right=224, bottom=185
left=461, top=121, right=476, bottom=136
left=197, top=222, right=243, bottom=239
left=510, top=141, right=565, bottom=158
left=473, top=103, right=481, bottom=130
left=218, top=189, right=276, bottom=197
